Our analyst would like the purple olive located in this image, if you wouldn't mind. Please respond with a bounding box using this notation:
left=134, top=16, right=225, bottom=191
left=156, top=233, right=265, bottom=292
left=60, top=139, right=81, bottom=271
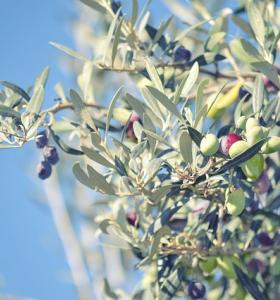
left=174, top=46, right=191, bottom=62
left=256, top=232, right=274, bottom=247
left=188, top=281, right=206, bottom=299
left=126, top=212, right=139, bottom=228
left=37, top=160, right=52, bottom=180
left=126, top=112, right=141, bottom=140
left=247, top=258, right=266, bottom=274
left=35, top=130, right=48, bottom=148
left=220, top=133, right=242, bottom=156
left=43, top=146, right=59, bottom=165
left=256, top=171, right=270, bottom=194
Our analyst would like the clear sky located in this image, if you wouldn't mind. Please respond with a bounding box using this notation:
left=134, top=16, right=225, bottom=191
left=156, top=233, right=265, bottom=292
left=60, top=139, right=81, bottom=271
left=0, top=1, right=76, bottom=299
left=0, top=1, right=170, bottom=299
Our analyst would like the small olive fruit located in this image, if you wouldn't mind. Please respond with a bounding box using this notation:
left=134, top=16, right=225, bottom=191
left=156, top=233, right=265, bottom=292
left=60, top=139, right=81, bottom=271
left=229, top=140, right=250, bottom=158
left=246, top=126, right=263, bottom=145
left=220, top=133, right=242, bottom=156
left=245, top=117, right=259, bottom=132
left=188, top=281, right=206, bottom=299
left=225, top=188, right=245, bottom=216
left=37, top=161, right=52, bottom=180
left=200, top=134, right=219, bottom=156
left=261, top=136, right=280, bottom=154
left=199, top=257, right=217, bottom=273
left=241, top=154, right=265, bottom=181
left=235, top=115, right=246, bottom=129
left=173, top=46, right=192, bottom=62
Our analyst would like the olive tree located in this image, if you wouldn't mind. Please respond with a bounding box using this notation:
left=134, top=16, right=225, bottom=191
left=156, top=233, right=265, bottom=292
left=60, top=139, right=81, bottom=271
left=1, top=0, right=280, bottom=299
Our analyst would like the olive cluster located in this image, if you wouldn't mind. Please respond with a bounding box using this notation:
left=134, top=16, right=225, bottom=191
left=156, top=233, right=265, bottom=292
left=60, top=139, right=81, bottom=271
left=35, top=130, right=59, bottom=180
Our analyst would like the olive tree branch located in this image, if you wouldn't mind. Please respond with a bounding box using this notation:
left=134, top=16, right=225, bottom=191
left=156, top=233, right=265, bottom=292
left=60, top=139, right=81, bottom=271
left=161, top=243, right=280, bottom=257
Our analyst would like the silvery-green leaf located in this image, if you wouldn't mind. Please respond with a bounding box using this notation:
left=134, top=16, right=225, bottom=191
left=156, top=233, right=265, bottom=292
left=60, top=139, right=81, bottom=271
left=195, top=79, right=209, bottom=120
left=206, top=32, right=226, bottom=52
left=50, top=128, right=84, bottom=155
left=251, top=61, right=280, bottom=89
left=146, top=86, right=183, bottom=121
left=173, top=62, right=199, bottom=104
left=247, top=1, right=265, bottom=47
left=131, top=0, right=138, bottom=26
left=114, top=156, right=128, bottom=176
left=82, top=146, right=115, bottom=168
left=79, top=0, right=107, bottom=14
left=73, top=162, right=94, bottom=189
left=111, top=18, right=124, bottom=66
left=87, top=165, right=115, bottom=194
left=144, top=158, right=162, bottom=184
left=34, top=66, right=49, bottom=92
left=230, top=38, right=262, bottom=63
left=252, top=74, right=264, bottom=115
left=0, top=80, right=30, bottom=101
left=154, top=16, right=172, bottom=44
left=105, top=86, right=123, bottom=143
left=160, top=266, right=184, bottom=300
left=0, top=104, right=21, bottom=119
left=131, top=140, right=147, bottom=158
left=26, top=85, right=44, bottom=115
left=231, top=15, right=254, bottom=38
left=50, top=42, right=88, bottom=61
left=148, top=190, right=192, bottom=234
left=145, top=59, right=164, bottom=92
left=179, top=130, right=192, bottom=164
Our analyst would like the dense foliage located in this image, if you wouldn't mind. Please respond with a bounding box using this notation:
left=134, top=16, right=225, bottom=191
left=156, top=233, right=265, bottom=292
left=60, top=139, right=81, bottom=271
left=1, top=0, right=280, bottom=299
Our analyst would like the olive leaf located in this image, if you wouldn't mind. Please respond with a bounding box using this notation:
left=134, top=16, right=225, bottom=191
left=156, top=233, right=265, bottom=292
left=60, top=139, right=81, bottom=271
left=212, top=139, right=266, bottom=175
left=0, top=80, right=30, bottom=101
left=50, top=128, right=84, bottom=155
left=234, top=265, right=269, bottom=300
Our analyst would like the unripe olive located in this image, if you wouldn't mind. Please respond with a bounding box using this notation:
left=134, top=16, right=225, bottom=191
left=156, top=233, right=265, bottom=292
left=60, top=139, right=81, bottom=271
left=241, top=154, right=265, bottom=181
left=245, top=117, right=259, bottom=132
left=235, top=115, right=246, bottom=129
left=217, top=256, right=236, bottom=279
left=262, top=127, right=270, bottom=138
left=113, top=107, right=131, bottom=124
left=246, top=126, right=263, bottom=145
left=199, top=257, right=217, bottom=273
left=225, top=188, right=245, bottom=216
left=261, top=136, right=280, bottom=154
left=207, top=94, right=225, bottom=119
left=200, top=134, right=219, bottom=156
left=229, top=140, right=250, bottom=158
left=207, top=82, right=242, bottom=118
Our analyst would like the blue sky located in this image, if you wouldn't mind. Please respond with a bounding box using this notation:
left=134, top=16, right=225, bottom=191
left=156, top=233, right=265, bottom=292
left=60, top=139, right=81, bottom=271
left=0, top=1, right=76, bottom=299
left=0, top=1, right=171, bottom=299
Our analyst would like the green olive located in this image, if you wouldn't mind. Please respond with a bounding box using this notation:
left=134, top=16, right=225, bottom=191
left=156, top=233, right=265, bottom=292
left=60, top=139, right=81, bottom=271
left=217, top=257, right=236, bottom=279
left=246, top=126, right=263, bottom=145
left=245, top=117, right=259, bottom=132
left=200, top=133, right=219, bottom=156
left=241, top=154, right=264, bottom=181
left=229, top=140, right=250, bottom=159
left=199, top=257, right=217, bottom=274
left=235, top=116, right=246, bottom=130
left=261, top=136, right=280, bottom=154
left=225, top=188, right=245, bottom=216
